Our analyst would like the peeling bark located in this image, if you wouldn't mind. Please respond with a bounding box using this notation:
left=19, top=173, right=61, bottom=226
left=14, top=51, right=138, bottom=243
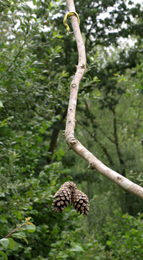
left=64, top=0, right=143, bottom=200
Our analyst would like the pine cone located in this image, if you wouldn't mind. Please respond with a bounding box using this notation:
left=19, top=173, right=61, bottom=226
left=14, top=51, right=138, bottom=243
left=72, top=189, right=89, bottom=216
left=52, top=182, right=77, bottom=213
left=64, top=181, right=77, bottom=193
left=52, top=181, right=89, bottom=215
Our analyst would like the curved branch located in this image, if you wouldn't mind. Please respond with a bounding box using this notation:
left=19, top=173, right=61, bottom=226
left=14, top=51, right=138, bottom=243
left=64, top=0, right=143, bottom=200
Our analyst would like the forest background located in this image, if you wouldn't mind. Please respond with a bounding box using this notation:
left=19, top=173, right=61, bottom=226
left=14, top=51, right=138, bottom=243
left=0, top=0, right=143, bottom=259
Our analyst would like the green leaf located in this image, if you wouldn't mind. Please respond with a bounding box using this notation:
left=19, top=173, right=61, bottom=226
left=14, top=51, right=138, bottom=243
left=12, top=233, right=28, bottom=245
left=60, top=254, right=68, bottom=258
left=106, top=240, right=112, bottom=246
left=15, top=211, right=22, bottom=220
left=7, top=238, right=15, bottom=250
left=0, top=250, right=8, bottom=260
left=70, top=245, right=84, bottom=252
left=26, top=224, right=36, bottom=233
left=0, top=238, right=9, bottom=249
left=0, top=101, right=4, bottom=108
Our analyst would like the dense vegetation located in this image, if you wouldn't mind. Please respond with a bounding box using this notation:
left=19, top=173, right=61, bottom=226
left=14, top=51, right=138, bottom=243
left=0, top=0, right=143, bottom=259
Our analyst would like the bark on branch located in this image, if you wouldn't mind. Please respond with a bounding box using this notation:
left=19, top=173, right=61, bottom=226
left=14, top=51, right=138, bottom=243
left=64, top=0, right=143, bottom=200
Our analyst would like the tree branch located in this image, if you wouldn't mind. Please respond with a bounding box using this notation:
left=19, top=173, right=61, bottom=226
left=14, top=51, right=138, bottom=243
left=64, top=0, right=143, bottom=200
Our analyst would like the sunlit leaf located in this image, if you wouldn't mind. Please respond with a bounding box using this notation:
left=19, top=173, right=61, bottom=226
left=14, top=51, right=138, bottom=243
left=0, top=101, right=4, bottom=108
left=70, top=245, right=84, bottom=252
left=0, top=238, right=9, bottom=249
left=26, top=224, right=36, bottom=233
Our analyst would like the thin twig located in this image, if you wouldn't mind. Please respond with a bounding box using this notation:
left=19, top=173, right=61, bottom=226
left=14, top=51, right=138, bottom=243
left=5, top=223, right=25, bottom=238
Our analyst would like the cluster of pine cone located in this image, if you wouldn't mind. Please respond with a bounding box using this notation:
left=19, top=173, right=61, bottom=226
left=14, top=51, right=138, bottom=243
left=52, top=181, right=89, bottom=215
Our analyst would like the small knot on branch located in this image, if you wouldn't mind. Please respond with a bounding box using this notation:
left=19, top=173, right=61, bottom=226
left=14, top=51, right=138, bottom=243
left=88, top=162, right=95, bottom=170
left=71, top=83, right=77, bottom=88
left=70, top=138, right=77, bottom=145
left=117, top=176, right=122, bottom=182
left=75, top=64, right=86, bottom=69
left=81, top=63, right=86, bottom=69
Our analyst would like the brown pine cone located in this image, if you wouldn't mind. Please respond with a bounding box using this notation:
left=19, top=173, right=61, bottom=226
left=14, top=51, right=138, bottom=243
left=52, top=182, right=77, bottom=213
left=52, top=182, right=89, bottom=215
left=72, top=189, right=89, bottom=215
